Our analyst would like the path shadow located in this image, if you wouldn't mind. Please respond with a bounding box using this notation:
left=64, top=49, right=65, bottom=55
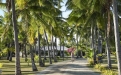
left=38, top=62, right=101, bottom=75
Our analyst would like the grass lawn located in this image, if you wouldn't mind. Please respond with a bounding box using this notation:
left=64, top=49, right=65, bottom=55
left=0, top=56, right=70, bottom=75
left=87, top=54, right=118, bottom=74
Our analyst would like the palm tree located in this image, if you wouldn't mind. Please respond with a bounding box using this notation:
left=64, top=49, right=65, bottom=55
left=44, top=30, right=52, bottom=64
left=38, top=26, right=44, bottom=67
left=29, top=44, right=38, bottom=71
left=11, top=0, right=21, bottom=74
left=51, top=28, right=57, bottom=62
left=27, top=28, right=38, bottom=71
left=112, top=0, right=121, bottom=74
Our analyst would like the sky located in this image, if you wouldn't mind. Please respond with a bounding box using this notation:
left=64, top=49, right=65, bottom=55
left=0, top=10, right=4, bottom=16
left=60, top=0, right=72, bottom=18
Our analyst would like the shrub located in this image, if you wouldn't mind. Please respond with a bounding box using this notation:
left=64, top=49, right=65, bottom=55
left=94, top=64, right=101, bottom=69
left=34, top=55, right=39, bottom=63
left=64, top=51, right=70, bottom=56
left=93, top=64, right=117, bottom=75
left=94, top=64, right=105, bottom=71
left=102, top=69, right=117, bottom=75
left=87, top=58, right=94, bottom=66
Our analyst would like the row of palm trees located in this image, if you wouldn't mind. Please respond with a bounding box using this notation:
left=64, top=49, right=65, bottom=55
left=0, top=0, right=67, bottom=75
left=0, top=0, right=121, bottom=75
left=65, top=0, right=121, bottom=75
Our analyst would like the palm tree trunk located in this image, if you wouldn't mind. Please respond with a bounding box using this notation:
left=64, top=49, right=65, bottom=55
left=106, top=7, right=111, bottom=68
left=76, top=31, right=78, bottom=58
left=93, top=25, right=97, bottom=64
left=21, top=45, right=24, bottom=58
left=97, top=30, right=102, bottom=54
left=91, top=24, right=94, bottom=49
left=62, top=38, right=64, bottom=61
left=24, top=43, right=27, bottom=62
left=112, top=0, right=121, bottom=74
left=9, top=51, right=12, bottom=61
left=7, top=49, right=10, bottom=60
left=60, top=38, right=62, bottom=57
left=38, top=27, right=44, bottom=67
left=11, top=0, right=21, bottom=74
left=97, top=30, right=102, bottom=63
left=106, top=38, right=111, bottom=68
left=52, top=35, right=57, bottom=62
left=30, top=45, right=38, bottom=71
left=44, top=30, right=52, bottom=64
left=43, top=44, right=46, bottom=60
left=54, top=37, right=57, bottom=62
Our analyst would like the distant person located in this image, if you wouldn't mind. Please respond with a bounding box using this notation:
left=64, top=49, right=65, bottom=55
left=67, top=47, right=75, bottom=62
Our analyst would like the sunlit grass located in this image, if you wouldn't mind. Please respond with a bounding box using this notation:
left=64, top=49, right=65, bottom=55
left=0, top=56, right=70, bottom=75
left=87, top=54, right=118, bottom=75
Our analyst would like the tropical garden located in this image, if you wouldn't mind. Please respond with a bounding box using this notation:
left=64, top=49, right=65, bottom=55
left=0, top=0, right=121, bottom=75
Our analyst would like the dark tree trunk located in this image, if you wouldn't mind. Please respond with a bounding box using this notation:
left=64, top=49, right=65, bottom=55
left=76, top=28, right=78, bottom=58
left=24, top=43, right=27, bottom=62
left=97, top=30, right=102, bottom=63
left=22, top=50, right=24, bottom=58
left=60, top=38, right=62, bottom=57
left=44, top=30, right=52, bottom=64
left=11, top=0, right=21, bottom=74
left=106, top=7, right=111, bottom=68
left=7, top=50, right=10, bottom=60
left=53, top=37, right=57, bottom=62
left=51, top=34, right=57, bottom=62
left=62, top=38, right=64, bottom=61
left=9, top=51, right=12, bottom=61
left=38, top=27, right=44, bottom=67
left=93, top=26, right=97, bottom=64
left=43, top=44, right=46, bottom=60
left=30, top=45, right=38, bottom=71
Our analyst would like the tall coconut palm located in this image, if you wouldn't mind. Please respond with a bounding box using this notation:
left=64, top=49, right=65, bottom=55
left=38, top=26, right=44, bottom=67
left=27, top=27, right=38, bottom=71
left=112, top=0, right=121, bottom=74
left=51, top=28, right=57, bottom=62
left=44, top=30, right=52, bottom=64
left=11, top=0, right=21, bottom=74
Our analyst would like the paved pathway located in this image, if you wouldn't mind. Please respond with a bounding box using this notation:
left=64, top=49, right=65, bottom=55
left=36, top=58, right=101, bottom=75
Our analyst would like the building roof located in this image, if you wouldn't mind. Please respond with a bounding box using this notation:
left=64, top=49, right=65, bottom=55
left=36, top=46, right=68, bottom=51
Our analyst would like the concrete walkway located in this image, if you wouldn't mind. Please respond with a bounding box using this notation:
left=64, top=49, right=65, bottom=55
left=36, top=58, right=101, bottom=75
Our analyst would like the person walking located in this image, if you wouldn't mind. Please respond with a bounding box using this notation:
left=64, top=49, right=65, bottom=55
left=67, top=47, right=75, bottom=62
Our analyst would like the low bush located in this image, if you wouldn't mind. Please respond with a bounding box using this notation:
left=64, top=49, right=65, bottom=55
left=102, top=69, right=117, bottom=75
left=93, top=63, right=117, bottom=75
left=87, top=58, right=94, bottom=66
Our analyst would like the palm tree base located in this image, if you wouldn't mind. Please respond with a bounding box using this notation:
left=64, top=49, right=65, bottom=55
left=44, top=57, right=47, bottom=60
left=39, top=59, right=45, bottom=67
left=32, top=69, right=38, bottom=71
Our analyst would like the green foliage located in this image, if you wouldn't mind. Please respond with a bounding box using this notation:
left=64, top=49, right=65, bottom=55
left=0, top=48, right=8, bottom=57
left=34, top=55, right=39, bottom=63
left=94, top=64, right=105, bottom=71
left=97, top=53, right=103, bottom=57
left=84, top=49, right=93, bottom=59
left=102, top=69, right=117, bottom=75
left=27, top=59, right=31, bottom=66
left=64, top=51, right=70, bottom=56
left=0, top=52, right=2, bottom=58
left=87, top=58, right=94, bottom=66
